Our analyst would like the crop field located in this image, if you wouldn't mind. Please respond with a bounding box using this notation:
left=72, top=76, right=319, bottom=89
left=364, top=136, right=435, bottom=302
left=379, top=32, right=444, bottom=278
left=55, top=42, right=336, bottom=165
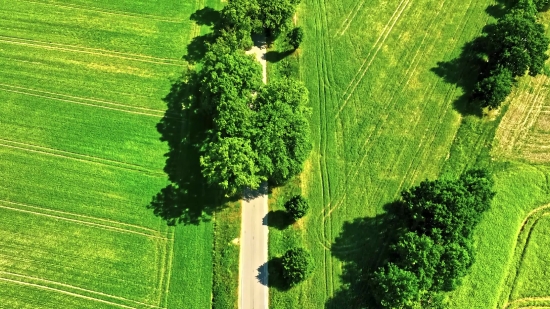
left=0, top=0, right=215, bottom=308
left=268, top=0, right=500, bottom=307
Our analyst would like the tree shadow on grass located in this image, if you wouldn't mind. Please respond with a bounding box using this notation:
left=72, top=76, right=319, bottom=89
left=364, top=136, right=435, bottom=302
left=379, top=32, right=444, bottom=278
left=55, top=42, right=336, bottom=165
left=265, top=50, right=294, bottom=63
left=325, top=201, right=405, bottom=308
left=184, top=33, right=217, bottom=64
left=263, top=210, right=293, bottom=230
left=147, top=71, right=227, bottom=225
left=430, top=36, right=489, bottom=117
left=190, top=7, right=221, bottom=27
left=261, top=257, right=292, bottom=291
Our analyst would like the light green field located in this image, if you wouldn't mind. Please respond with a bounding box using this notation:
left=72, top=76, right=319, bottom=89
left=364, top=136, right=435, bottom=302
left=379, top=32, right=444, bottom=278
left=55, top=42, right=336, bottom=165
left=0, top=0, right=215, bottom=307
left=270, top=0, right=498, bottom=307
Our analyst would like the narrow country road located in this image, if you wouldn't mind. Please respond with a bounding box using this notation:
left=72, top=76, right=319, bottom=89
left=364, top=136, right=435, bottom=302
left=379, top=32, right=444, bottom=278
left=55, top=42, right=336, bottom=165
left=239, top=36, right=268, bottom=309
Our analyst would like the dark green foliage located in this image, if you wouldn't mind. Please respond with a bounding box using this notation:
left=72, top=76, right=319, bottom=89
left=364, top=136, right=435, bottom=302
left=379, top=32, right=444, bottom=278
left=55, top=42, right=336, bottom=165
left=472, top=68, right=513, bottom=109
left=281, top=247, right=312, bottom=286
left=253, top=78, right=311, bottom=184
left=486, top=12, right=549, bottom=77
left=369, top=169, right=495, bottom=308
left=287, top=27, right=304, bottom=49
left=371, top=263, right=420, bottom=309
left=284, top=195, right=309, bottom=220
left=258, top=0, right=298, bottom=38
left=533, top=0, right=549, bottom=11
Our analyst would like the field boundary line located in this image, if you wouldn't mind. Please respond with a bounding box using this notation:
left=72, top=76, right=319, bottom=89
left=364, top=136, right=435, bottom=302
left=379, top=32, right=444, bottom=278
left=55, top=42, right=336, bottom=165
left=0, top=139, right=164, bottom=177
left=0, top=87, right=162, bottom=118
left=17, top=0, right=182, bottom=23
left=0, top=37, right=182, bottom=67
left=499, top=205, right=550, bottom=308
left=0, top=271, right=163, bottom=309
left=0, top=199, right=159, bottom=234
left=0, top=202, right=168, bottom=240
left=0, top=83, right=164, bottom=114
left=338, top=0, right=412, bottom=115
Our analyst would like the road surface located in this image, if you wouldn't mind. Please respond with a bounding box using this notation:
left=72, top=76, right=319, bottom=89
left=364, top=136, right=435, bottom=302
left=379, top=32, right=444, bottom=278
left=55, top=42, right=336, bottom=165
left=239, top=36, right=268, bottom=309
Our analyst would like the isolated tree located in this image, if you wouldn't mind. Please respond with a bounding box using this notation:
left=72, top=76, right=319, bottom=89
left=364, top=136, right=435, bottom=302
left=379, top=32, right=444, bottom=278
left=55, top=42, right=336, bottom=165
left=371, top=263, right=420, bottom=309
left=284, top=195, right=309, bottom=220
left=253, top=78, right=311, bottom=184
left=287, top=27, right=304, bottom=49
left=200, top=136, right=263, bottom=196
left=281, top=247, right=312, bottom=286
left=472, top=67, right=514, bottom=109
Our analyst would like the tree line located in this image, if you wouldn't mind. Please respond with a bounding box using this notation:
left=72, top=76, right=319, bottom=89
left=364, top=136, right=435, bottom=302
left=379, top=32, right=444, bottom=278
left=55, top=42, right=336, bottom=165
left=185, top=0, right=308, bottom=196
left=369, top=169, right=496, bottom=308
left=473, top=0, right=549, bottom=109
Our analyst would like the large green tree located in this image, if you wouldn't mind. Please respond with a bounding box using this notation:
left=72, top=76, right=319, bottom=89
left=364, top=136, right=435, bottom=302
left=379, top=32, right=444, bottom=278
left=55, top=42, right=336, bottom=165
left=253, top=78, right=311, bottom=184
left=200, top=136, right=264, bottom=195
left=472, top=67, right=514, bottom=109
left=372, top=263, right=420, bottom=309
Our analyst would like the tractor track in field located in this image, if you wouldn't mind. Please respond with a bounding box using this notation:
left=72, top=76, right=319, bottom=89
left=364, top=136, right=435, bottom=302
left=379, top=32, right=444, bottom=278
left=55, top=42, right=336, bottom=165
left=0, top=36, right=183, bottom=67
left=0, top=200, right=168, bottom=240
left=499, top=205, right=550, bottom=309
left=0, top=87, right=164, bottom=118
left=17, top=0, right=183, bottom=24
left=0, top=199, right=160, bottom=234
left=0, top=83, right=165, bottom=114
left=0, top=138, right=164, bottom=176
left=0, top=271, right=163, bottom=309
left=334, top=0, right=366, bottom=37
left=337, top=0, right=412, bottom=115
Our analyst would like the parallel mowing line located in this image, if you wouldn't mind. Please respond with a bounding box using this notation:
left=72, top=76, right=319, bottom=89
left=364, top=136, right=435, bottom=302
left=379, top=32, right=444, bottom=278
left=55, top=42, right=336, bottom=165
left=0, top=83, right=164, bottom=114
left=0, top=199, right=159, bottom=234
left=0, top=140, right=164, bottom=177
left=338, top=0, right=412, bottom=115
left=0, top=37, right=182, bottom=67
left=0, top=271, right=163, bottom=309
left=0, top=87, right=162, bottom=118
left=162, top=231, right=175, bottom=308
left=333, top=0, right=366, bottom=37
left=18, top=0, right=182, bottom=24
left=0, top=203, right=168, bottom=240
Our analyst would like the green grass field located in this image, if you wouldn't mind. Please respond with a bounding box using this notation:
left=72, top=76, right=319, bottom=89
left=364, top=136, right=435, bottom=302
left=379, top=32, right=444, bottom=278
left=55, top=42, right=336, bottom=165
left=269, top=0, right=550, bottom=308
left=0, top=0, right=217, bottom=307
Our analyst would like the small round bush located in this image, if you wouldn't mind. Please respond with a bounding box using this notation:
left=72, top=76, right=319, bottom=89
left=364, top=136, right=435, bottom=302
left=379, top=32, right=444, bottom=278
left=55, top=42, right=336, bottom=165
left=281, top=247, right=312, bottom=287
left=284, top=195, right=309, bottom=220
left=287, top=27, right=304, bottom=50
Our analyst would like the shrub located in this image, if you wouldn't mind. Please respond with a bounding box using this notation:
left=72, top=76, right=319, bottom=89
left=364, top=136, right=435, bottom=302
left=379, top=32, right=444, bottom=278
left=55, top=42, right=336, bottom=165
left=284, top=195, right=309, bottom=220
left=281, top=247, right=312, bottom=286
left=287, top=27, right=304, bottom=49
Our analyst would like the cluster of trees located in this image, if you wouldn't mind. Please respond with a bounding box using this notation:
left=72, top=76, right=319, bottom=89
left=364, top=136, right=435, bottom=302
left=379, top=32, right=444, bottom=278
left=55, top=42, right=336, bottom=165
left=369, top=169, right=496, bottom=308
left=192, top=0, right=309, bottom=196
left=472, top=0, right=549, bottom=109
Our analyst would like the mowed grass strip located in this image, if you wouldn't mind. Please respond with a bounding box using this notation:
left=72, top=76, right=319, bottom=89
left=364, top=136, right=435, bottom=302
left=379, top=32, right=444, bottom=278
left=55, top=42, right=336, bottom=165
left=0, top=0, right=193, bottom=59
left=269, top=0, right=499, bottom=307
left=0, top=207, right=168, bottom=307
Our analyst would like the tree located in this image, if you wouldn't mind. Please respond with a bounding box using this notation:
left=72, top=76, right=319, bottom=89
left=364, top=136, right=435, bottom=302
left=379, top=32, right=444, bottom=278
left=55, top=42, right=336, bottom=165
left=284, top=195, right=309, bottom=220
left=371, top=263, right=420, bottom=309
left=287, top=27, right=304, bottom=49
left=199, top=136, right=264, bottom=196
left=281, top=247, right=312, bottom=286
left=258, top=0, right=298, bottom=38
left=253, top=78, right=311, bottom=184
left=533, top=0, right=549, bottom=11
left=219, top=0, right=262, bottom=47
left=472, top=67, right=514, bottom=109
left=486, top=12, right=549, bottom=77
